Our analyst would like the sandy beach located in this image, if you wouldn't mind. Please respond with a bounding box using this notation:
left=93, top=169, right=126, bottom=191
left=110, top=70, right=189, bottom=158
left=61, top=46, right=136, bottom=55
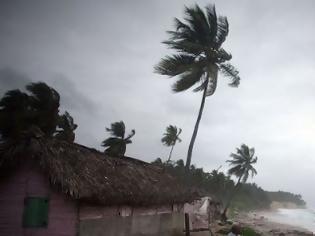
left=233, top=211, right=314, bottom=235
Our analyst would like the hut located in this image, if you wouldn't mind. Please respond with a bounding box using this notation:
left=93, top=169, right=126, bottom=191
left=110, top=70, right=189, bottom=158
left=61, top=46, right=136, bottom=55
left=0, top=130, right=199, bottom=236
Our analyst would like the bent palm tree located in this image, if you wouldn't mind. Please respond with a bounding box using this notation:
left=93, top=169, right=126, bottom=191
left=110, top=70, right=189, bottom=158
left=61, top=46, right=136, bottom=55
left=0, top=90, right=30, bottom=142
left=161, top=125, right=182, bottom=162
left=222, top=144, right=258, bottom=220
left=55, top=111, right=78, bottom=143
left=102, top=121, right=135, bottom=156
left=0, top=82, right=60, bottom=140
left=26, top=82, right=60, bottom=136
left=155, top=4, right=240, bottom=172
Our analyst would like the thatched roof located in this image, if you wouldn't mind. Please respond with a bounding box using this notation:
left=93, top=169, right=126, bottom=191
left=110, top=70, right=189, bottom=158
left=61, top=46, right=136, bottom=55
left=0, top=130, right=199, bottom=206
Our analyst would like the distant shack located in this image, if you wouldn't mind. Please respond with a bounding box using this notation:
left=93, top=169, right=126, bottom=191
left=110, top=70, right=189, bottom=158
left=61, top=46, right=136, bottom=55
left=0, top=131, right=199, bottom=236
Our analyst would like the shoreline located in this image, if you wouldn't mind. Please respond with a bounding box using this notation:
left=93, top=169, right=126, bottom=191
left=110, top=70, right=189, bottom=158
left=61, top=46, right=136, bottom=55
left=233, top=211, right=314, bottom=235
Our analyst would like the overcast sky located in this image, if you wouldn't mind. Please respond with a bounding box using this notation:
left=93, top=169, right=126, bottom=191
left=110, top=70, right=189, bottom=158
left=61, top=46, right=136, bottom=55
left=1, top=0, right=315, bottom=207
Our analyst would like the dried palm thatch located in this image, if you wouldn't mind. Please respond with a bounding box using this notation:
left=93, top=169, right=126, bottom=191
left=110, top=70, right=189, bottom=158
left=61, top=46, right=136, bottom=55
left=0, top=128, right=199, bottom=206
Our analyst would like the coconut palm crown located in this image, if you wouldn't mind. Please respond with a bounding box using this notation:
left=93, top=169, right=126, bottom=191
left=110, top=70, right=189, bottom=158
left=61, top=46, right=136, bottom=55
left=0, top=82, right=61, bottom=142
left=101, top=121, right=135, bottom=156
left=155, top=4, right=240, bottom=171
left=227, top=144, right=258, bottom=183
left=161, top=125, right=182, bottom=162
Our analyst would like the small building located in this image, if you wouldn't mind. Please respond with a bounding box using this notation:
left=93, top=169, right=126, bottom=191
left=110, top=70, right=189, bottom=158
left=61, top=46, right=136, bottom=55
left=0, top=131, right=199, bottom=236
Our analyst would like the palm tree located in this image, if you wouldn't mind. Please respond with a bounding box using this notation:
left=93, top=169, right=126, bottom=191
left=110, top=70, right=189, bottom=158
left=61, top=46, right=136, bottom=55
left=55, top=111, right=78, bottom=143
left=155, top=4, right=240, bottom=172
left=222, top=144, right=258, bottom=220
left=161, top=125, right=182, bottom=162
left=0, top=82, right=68, bottom=144
left=0, top=90, right=30, bottom=142
left=26, top=82, right=60, bottom=136
left=101, top=121, right=135, bottom=156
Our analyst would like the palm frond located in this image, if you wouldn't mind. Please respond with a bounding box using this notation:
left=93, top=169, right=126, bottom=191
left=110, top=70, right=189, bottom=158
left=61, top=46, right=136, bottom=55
left=192, top=80, right=207, bottom=92
left=241, top=144, right=250, bottom=157
left=125, top=139, right=132, bottom=144
left=106, top=121, right=125, bottom=138
left=55, top=111, right=77, bottom=143
left=215, top=16, right=229, bottom=49
left=165, top=16, right=201, bottom=54
left=229, top=153, right=243, bottom=161
left=57, top=111, right=77, bottom=131
left=205, top=4, right=218, bottom=45
left=169, top=18, right=196, bottom=42
left=227, top=165, right=242, bottom=177
left=125, top=129, right=135, bottom=141
left=101, top=137, right=123, bottom=147
left=184, top=4, right=211, bottom=46
left=251, top=156, right=258, bottom=164
left=227, top=159, right=244, bottom=165
left=250, top=166, right=258, bottom=177
left=154, top=54, right=196, bottom=76
left=167, top=125, right=177, bottom=135
left=177, top=128, right=182, bottom=141
left=172, top=66, right=204, bottom=92
left=216, top=48, right=232, bottom=63
left=163, top=38, right=205, bottom=55
left=163, top=4, right=216, bottom=54
left=220, top=63, right=240, bottom=87
left=249, top=147, right=255, bottom=158
left=26, top=82, right=60, bottom=110
left=161, top=136, right=172, bottom=146
left=174, top=18, right=189, bottom=31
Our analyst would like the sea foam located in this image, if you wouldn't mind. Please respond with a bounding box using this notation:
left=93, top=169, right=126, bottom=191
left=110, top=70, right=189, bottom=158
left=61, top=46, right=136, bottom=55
left=262, top=208, right=315, bottom=232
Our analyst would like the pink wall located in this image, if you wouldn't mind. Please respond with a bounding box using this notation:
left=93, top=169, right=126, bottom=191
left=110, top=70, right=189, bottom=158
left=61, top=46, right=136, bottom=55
left=79, top=204, right=183, bottom=220
left=79, top=204, right=185, bottom=236
left=0, top=163, right=78, bottom=236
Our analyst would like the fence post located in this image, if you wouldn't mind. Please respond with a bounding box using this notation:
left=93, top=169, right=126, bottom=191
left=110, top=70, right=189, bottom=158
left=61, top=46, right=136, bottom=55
left=185, top=213, right=190, bottom=236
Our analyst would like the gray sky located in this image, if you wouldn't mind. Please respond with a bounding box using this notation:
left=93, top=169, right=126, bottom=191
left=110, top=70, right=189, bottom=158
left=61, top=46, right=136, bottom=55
left=1, top=0, right=315, bottom=207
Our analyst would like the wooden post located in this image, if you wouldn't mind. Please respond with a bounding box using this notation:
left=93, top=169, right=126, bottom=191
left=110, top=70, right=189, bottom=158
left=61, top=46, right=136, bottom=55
left=185, top=213, right=190, bottom=236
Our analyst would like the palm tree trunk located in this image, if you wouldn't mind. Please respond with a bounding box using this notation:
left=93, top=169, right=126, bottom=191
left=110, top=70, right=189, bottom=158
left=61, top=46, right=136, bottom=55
left=185, top=76, right=209, bottom=172
left=222, top=175, right=242, bottom=221
left=167, top=145, right=175, bottom=163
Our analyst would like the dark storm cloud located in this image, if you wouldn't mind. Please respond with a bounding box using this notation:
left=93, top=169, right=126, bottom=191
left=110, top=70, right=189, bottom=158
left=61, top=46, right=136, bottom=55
left=48, top=74, right=97, bottom=114
left=1, top=0, right=315, bottom=206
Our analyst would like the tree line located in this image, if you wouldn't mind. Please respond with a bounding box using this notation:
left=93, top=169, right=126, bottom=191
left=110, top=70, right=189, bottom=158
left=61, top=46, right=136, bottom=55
left=153, top=143, right=259, bottom=219
left=151, top=158, right=305, bottom=212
